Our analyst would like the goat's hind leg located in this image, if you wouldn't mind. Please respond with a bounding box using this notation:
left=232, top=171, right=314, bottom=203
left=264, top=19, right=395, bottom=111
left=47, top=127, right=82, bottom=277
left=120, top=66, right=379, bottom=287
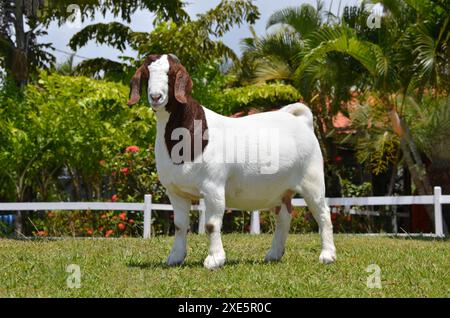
left=299, top=184, right=337, bottom=264
left=166, top=191, right=191, bottom=266
left=265, top=202, right=292, bottom=262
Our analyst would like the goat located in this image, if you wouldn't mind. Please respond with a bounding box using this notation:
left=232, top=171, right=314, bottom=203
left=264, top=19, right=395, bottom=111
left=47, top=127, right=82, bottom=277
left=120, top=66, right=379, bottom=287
left=127, top=54, right=336, bottom=269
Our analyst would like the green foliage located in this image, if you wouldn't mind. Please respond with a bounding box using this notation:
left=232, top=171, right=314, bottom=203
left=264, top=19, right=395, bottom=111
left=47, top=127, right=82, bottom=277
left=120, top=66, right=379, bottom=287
left=25, top=144, right=171, bottom=238
left=0, top=71, right=156, bottom=202
left=235, top=2, right=324, bottom=87
left=194, top=0, right=260, bottom=37
left=259, top=208, right=318, bottom=234
left=0, top=220, right=14, bottom=237
left=350, top=101, right=400, bottom=175
left=219, top=82, right=301, bottom=114
left=75, top=58, right=133, bottom=82
left=71, top=0, right=260, bottom=80
left=135, top=21, right=237, bottom=75
left=0, top=0, right=188, bottom=85
left=238, top=30, right=302, bottom=85
left=266, top=3, right=323, bottom=37
left=104, top=146, right=165, bottom=203
left=30, top=210, right=142, bottom=238
left=69, top=22, right=135, bottom=52
left=191, top=61, right=233, bottom=111
left=339, top=178, right=372, bottom=197
left=37, top=0, right=189, bottom=27
left=191, top=63, right=302, bottom=115
left=407, top=95, right=450, bottom=163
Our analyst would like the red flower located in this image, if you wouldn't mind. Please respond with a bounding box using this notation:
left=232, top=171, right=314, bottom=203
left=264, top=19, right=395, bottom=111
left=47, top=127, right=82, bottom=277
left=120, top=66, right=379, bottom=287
left=87, top=229, right=93, bottom=235
left=98, top=226, right=104, bottom=232
left=105, top=230, right=114, bottom=237
left=111, top=194, right=118, bottom=202
left=119, top=212, right=127, bottom=221
left=126, top=145, right=140, bottom=153
left=36, top=230, right=48, bottom=237
left=334, top=155, right=343, bottom=162
left=128, top=219, right=135, bottom=225
left=118, top=223, right=126, bottom=231
left=121, top=167, right=129, bottom=174
left=101, top=214, right=108, bottom=219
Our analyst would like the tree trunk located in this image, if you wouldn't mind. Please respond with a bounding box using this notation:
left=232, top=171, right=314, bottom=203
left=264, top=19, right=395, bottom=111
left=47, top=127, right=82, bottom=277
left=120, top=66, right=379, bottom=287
left=12, top=0, right=28, bottom=88
left=384, top=96, right=448, bottom=234
left=14, top=211, right=24, bottom=238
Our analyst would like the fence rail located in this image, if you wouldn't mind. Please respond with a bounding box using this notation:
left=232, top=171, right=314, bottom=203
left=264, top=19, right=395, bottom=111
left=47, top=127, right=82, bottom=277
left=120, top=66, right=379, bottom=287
left=0, top=187, right=447, bottom=237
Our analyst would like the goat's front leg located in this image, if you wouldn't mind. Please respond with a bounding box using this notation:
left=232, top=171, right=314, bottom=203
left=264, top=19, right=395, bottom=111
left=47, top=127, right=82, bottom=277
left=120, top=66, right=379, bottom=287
left=202, top=189, right=226, bottom=270
left=166, top=191, right=191, bottom=266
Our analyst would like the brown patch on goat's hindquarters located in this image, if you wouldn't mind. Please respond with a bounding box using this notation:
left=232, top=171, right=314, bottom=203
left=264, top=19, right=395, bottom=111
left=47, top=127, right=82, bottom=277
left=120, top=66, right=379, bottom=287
left=282, top=190, right=294, bottom=214
left=275, top=190, right=295, bottom=215
left=275, top=206, right=281, bottom=215
left=205, top=223, right=214, bottom=234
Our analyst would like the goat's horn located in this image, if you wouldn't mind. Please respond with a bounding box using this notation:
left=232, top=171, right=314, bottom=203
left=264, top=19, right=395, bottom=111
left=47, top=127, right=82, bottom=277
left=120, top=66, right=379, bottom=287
left=168, top=54, right=180, bottom=63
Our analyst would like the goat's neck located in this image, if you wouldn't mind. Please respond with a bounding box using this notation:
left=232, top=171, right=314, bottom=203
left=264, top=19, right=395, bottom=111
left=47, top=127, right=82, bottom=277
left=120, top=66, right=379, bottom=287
left=153, top=97, right=209, bottom=162
left=154, top=109, right=171, bottom=148
left=154, top=108, right=171, bottom=125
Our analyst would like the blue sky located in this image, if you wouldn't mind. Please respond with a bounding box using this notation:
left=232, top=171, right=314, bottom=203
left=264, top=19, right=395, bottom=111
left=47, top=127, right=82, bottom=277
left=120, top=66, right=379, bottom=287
left=41, top=0, right=363, bottom=65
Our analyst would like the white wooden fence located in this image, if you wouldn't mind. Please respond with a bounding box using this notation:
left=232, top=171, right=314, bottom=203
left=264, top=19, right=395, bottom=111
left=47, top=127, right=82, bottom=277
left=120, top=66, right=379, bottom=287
left=0, top=186, right=447, bottom=237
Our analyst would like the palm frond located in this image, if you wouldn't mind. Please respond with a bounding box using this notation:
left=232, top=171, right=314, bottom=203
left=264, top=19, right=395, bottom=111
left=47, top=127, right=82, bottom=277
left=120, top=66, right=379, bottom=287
left=75, top=58, right=131, bottom=82
left=266, top=4, right=321, bottom=38
left=297, top=26, right=375, bottom=76
left=252, top=57, right=294, bottom=83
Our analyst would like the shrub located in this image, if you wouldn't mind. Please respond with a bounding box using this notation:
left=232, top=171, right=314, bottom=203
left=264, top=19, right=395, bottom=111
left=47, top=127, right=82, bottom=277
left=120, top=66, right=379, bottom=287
left=0, top=71, right=156, bottom=203
left=31, top=210, right=142, bottom=238
left=222, top=82, right=301, bottom=114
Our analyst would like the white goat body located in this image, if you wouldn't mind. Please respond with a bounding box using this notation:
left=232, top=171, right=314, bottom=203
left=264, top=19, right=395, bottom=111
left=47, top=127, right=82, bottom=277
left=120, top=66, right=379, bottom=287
left=156, top=103, right=319, bottom=211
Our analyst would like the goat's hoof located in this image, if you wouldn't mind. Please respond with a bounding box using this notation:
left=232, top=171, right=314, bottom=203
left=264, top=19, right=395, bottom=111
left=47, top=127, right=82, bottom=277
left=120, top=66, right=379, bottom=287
left=264, top=248, right=284, bottom=263
left=167, top=251, right=186, bottom=266
left=203, top=253, right=226, bottom=270
left=319, top=250, right=337, bottom=264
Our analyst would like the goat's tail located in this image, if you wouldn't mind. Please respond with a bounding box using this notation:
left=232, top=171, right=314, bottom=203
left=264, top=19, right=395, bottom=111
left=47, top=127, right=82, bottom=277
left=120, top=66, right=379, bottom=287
left=279, top=102, right=313, bottom=129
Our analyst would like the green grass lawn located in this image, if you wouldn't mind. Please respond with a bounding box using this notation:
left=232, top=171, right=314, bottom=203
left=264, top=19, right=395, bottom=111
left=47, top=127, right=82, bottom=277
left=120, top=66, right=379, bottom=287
left=0, top=234, right=448, bottom=297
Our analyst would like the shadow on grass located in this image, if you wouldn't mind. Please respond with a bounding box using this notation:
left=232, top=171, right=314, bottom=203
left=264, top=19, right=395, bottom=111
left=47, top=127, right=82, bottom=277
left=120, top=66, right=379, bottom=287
left=387, top=235, right=449, bottom=242
left=127, top=258, right=268, bottom=269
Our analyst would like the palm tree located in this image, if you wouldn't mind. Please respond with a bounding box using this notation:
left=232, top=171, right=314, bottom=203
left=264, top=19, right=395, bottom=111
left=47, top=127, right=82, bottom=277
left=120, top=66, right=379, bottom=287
left=295, top=0, right=449, bottom=231
left=235, top=1, right=327, bottom=86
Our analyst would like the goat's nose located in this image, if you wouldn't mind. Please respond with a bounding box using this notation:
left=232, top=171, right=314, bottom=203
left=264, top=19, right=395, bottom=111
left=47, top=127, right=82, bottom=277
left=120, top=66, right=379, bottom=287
left=150, top=93, right=162, bottom=102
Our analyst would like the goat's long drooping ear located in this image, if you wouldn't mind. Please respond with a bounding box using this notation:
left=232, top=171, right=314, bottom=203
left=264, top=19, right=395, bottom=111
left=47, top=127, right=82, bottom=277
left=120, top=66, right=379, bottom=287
left=174, top=66, right=193, bottom=104
left=127, top=64, right=149, bottom=106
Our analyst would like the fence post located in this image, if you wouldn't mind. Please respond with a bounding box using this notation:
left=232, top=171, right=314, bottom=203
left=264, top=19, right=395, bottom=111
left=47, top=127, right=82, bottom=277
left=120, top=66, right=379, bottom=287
left=250, top=211, right=260, bottom=234
left=198, top=199, right=206, bottom=234
left=433, top=186, right=444, bottom=237
left=143, top=194, right=152, bottom=239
